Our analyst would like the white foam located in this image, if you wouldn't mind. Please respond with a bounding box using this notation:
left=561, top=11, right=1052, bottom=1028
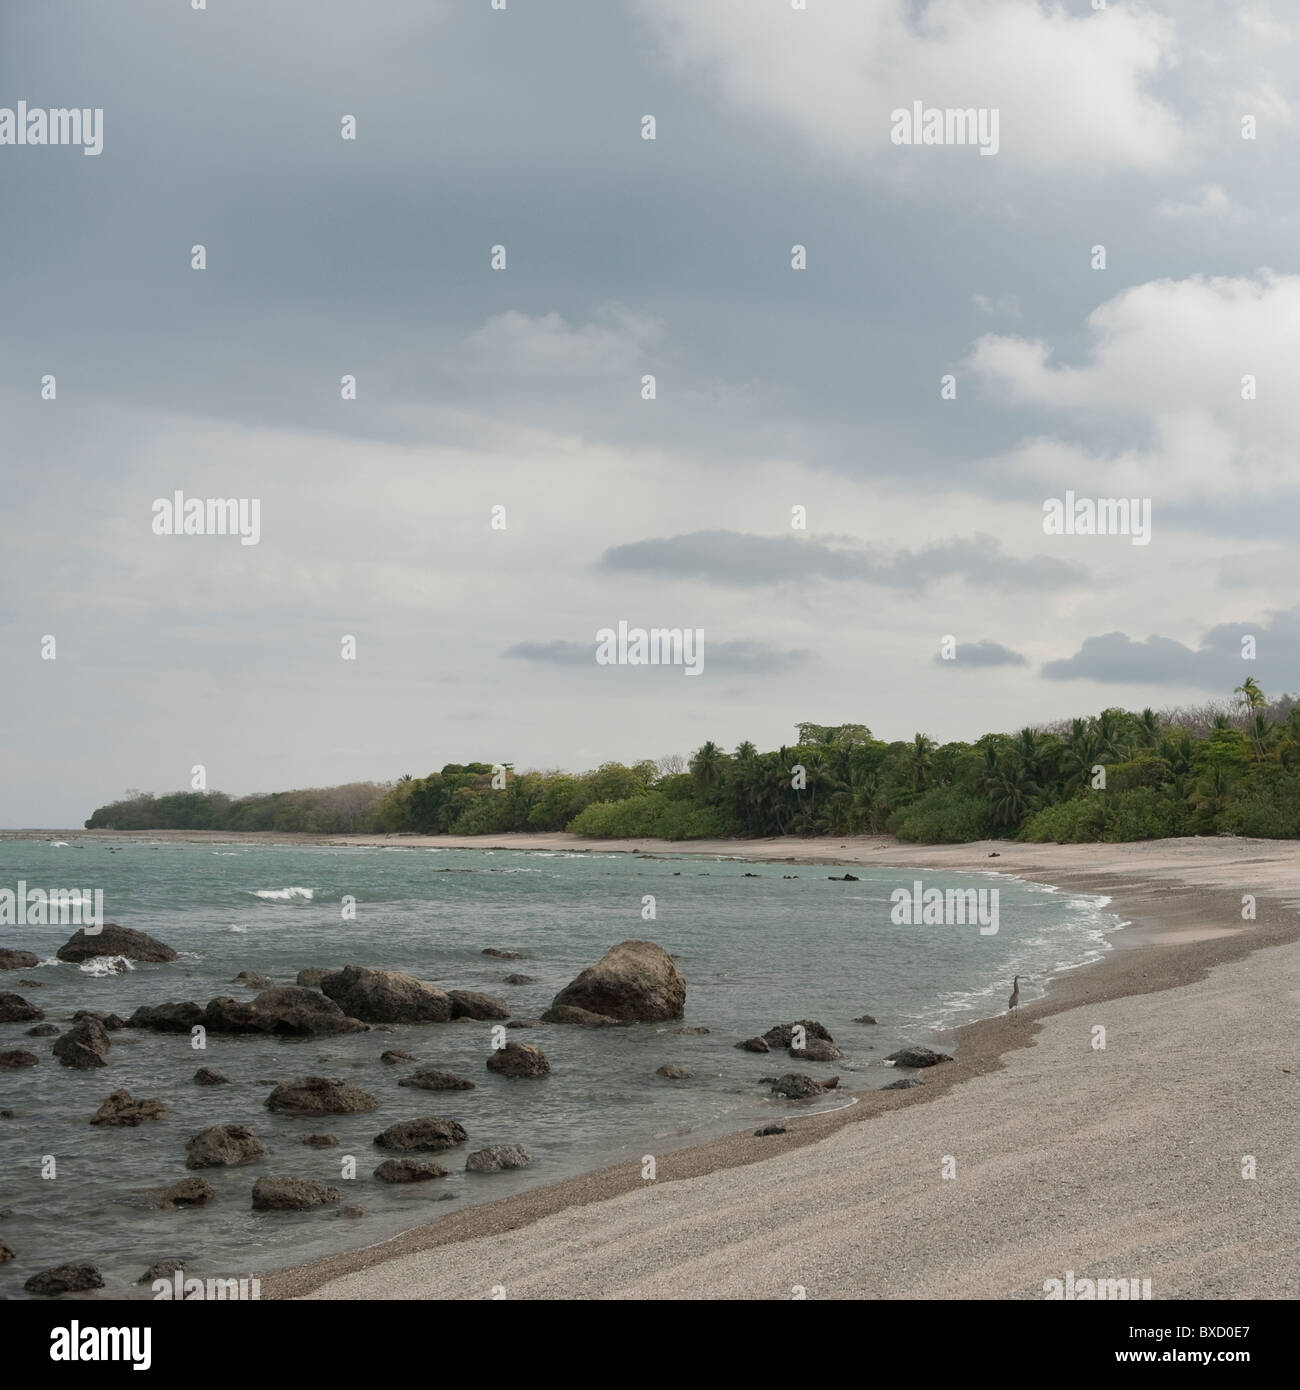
left=79, top=954, right=134, bottom=976
left=250, top=887, right=314, bottom=901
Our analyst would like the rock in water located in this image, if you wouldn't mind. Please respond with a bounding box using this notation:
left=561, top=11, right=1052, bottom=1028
left=502, top=973, right=533, bottom=985
left=789, top=1038, right=843, bottom=1062
left=380, top=1049, right=417, bottom=1064
left=770, top=1073, right=823, bottom=1099
left=885, top=1046, right=951, bottom=1068
left=549, top=939, right=685, bottom=1022
left=486, top=1042, right=550, bottom=1078
left=373, top=1118, right=468, bottom=1153
left=193, top=1066, right=230, bottom=1086
left=26, top=1023, right=59, bottom=1037
left=0, top=1239, right=15, bottom=1262
left=52, top=1017, right=110, bottom=1069
left=736, top=1036, right=770, bottom=1053
left=300, top=1134, right=338, bottom=1147
left=90, top=1089, right=165, bottom=1126
left=853, top=1014, right=878, bottom=1025
left=232, top=971, right=273, bottom=988
left=763, top=1020, right=834, bottom=1048
left=72, top=1010, right=126, bottom=1031
left=296, top=968, right=330, bottom=987
left=465, top=1144, right=531, bottom=1172
left=656, top=1063, right=694, bottom=1079
left=251, top=1177, right=341, bottom=1211
left=136, top=1177, right=215, bottom=1209
left=374, top=1159, right=448, bottom=1183
left=0, top=993, right=43, bottom=1024
left=399, top=1069, right=476, bottom=1091
left=0, top=1050, right=38, bottom=1069
left=128, top=1001, right=204, bottom=1032
left=481, top=948, right=523, bottom=960
left=56, top=924, right=178, bottom=964
left=139, top=1259, right=186, bottom=1283
left=246, top=986, right=367, bottom=1035
left=185, top=1124, right=269, bottom=1168
left=449, top=989, right=511, bottom=1020
left=539, top=1004, right=625, bottom=1027
left=265, top=1077, right=381, bottom=1115
left=320, top=965, right=452, bottom=1023
left=25, top=1265, right=105, bottom=1296
left=0, top=949, right=40, bottom=971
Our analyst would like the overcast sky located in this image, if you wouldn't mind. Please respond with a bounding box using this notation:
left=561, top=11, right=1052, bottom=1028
left=4, top=0, right=1299, bottom=826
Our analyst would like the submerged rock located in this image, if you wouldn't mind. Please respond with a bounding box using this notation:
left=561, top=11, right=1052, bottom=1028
left=320, top=965, right=452, bottom=1023
left=374, top=1158, right=448, bottom=1183
left=138, top=1177, right=215, bottom=1209
left=0, top=993, right=43, bottom=1024
left=52, top=1017, right=110, bottom=1069
left=72, top=1010, right=126, bottom=1031
left=502, top=973, right=533, bottom=985
left=736, top=1036, right=770, bottom=1053
left=549, top=940, right=685, bottom=1022
left=0, top=1238, right=15, bottom=1262
left=193, top=1066, right=230, bottom=1086
left=763, top=1020, right=834, bottom=1049
left=90, top=1089, right=165, bottom=1126
left=299, top=1133, right=338, bottom=1147
left=26, top=1023, right=59, bottom=1037
left=185, top=1124, right=268, bottom=1168
left=380, top=1049, right=417, bottom=1064
left=0, top=1050, right=38, bottom=1069
left=481, top=948, right=523, bottom=960
left=138, top=1259, right=187, bottom=1283
left=885, top=1046, right=951, bottom=1069
left=486, top=1042, right=549, bottom=1078
left=853, top=1014, right=878, bottom=1025
left=128, top=1001, right=204, bottom=1032
left=465, top=1143, right=531, bottom=1172
left=540, top=1004, right=624, bottom=1027
left=676, top=1025, right=711, bottom=1035
left=232, top=970, right=273, bottom=989
left=399, top=1069, right=475, bottom=1092
left=25, top=1265, right=105, bottom=1296
left=656, top=1063, right=694, bottom=1079
left=0, top=949, right=40, bottom=971
left=265, top=1077, right=381, bottom=1116
left=373, top=1117, right=468, bottom=1153
left=770, top=1073, right=823, bottom=1099
left=251, top=1176, right=340, bottom=1211
left=56, top=924, right=178, bottom=964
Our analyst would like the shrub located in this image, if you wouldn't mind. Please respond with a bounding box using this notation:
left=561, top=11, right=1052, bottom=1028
left=892, top=788, right=994, bottom=844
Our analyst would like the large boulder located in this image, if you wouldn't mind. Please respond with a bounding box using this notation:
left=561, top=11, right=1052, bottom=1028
left=90, top=1089, right=165, bottom=1126
left=52, top=1017, right=110, bottom=1069
left=251, top=1176, right=341, bottom=1211
left=0, top=949, right=40, bottom=971
left=885, top=1046, right=951, bottom=1069
left=185, top=1124, right=268, bottom=1168
left=486, top=1042, right=549, bottom=1078
left=448, top=989, right=510, bottom=1021
left=201, top=996, right=263, bottom=1034
left=320, top=966, right=452, bottom=1023
left=56, top=924, right=177, bottom=964
left=127, top=1001, right=204, bottom=1032
left=248, top=987, right=367, bottom=1036
left=0, top=993, right=43, bottom=1023
left=265, top=1077, right=381, bottom=1116
left=549, top=940, right=684, bottom=1022
left=373, top=1118, right=468, bottom=1153
left=25, top=1265, right=105, bottom=1296
left=466, top=1144, right=531, bottom=1172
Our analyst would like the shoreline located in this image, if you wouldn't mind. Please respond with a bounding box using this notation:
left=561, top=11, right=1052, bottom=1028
left=205, top=832, right=1298, bottom=1299
left=12, top=828, right=1298, bottom=1296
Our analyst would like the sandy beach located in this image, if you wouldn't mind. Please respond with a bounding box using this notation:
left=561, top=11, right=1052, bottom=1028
left=115, top=829, right=1282, bottom=1301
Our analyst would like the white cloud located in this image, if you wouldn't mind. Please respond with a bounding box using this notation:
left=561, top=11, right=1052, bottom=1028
left=466, top=304, right=666, bottom=377
left=637, top=0, right=1181, bottom=173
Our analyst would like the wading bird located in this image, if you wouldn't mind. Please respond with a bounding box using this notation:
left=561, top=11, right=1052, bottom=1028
left=1008, top=975, right=1022, bottom=1016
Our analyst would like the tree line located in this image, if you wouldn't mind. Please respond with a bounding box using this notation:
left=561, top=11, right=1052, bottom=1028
left=84, top=682, right=1300, bottom=843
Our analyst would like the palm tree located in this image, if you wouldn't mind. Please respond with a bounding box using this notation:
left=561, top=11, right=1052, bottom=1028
left=1134, top=708, right=1161, bottom=748
left=1234, top=678, right=1268, bottom=762
left=907, top=733, right=935, bottom=794
left=689, top=741, right=726, bottom=790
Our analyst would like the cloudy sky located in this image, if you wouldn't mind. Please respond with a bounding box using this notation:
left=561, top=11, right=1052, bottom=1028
left=4, top=0, right=1299, bottom=825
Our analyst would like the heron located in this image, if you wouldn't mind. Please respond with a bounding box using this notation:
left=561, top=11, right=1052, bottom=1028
left=1008, top=975, right=1023, bottom=1017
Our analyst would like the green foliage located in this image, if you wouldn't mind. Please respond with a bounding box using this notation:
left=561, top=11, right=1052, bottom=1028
left=1020, top=796, right=1109, bottom=843
left=891, top=787, right=994, bottom=843
left=567, top=793, right=726, bottom=840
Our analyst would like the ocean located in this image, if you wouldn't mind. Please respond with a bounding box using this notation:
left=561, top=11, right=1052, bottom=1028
left=0, top=835, right=1121, bottom=1299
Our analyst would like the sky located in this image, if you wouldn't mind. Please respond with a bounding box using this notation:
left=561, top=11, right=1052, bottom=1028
left=3, top=0, right=1299, bottom=826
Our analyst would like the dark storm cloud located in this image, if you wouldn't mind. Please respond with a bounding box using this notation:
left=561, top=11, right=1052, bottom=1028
left=599, top=531, right=1085, bottom=592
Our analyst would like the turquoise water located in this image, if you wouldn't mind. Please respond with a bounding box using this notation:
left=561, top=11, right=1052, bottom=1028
left=0, top=836, right=1120, bottom=1299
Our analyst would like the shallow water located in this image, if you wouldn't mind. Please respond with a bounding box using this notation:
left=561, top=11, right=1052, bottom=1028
left=0, top=836, right=1120, bottom=1299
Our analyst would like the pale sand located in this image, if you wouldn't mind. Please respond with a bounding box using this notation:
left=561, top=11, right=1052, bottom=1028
left=191, top=831, right=1296, bottom=1301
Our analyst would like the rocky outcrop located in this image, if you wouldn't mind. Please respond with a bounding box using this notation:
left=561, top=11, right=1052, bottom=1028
left=90, top=1089, right=165, bottom=1126
left=885, top=1046, right=951, bottom=1068
left=247, top=987, right=367, bottom=1035
left=265, top=1077, right=381, bottom=1116
left=448, top=989, right=510, bottom=1021
left=0, top=993, right=43, bottom=1023
left=540, top=1004, right=625, bottom=1027
left=763, top=1020, right=834, bottom=1049
left=72, top=1010, right=126, bottom=1031
left=399, top=1069, right=476, bottom=1091
left=320, top=965, right=452, bottom=1023
left=549, top=940, right=684, bottom=1022
left=0, top=949, right=39, bottom=971
left=296, top=968, right=330, bottom=988
left=373, top=1118, right=468, bottom=1153
left=25, top=1265, right=105, bottom=1296
left=251, top=1176, right=341, bottom=1211
left=185, top=1124, right=268, bottom=1169
left=52, top=1016, right=110, bottom=1068
left=0, top=1050, right=38, bottom=1069
left=486, top=1042, right=549, bottom=1078
left=193, top=1066, right=230, bottom=1085
left=465, top=1144, right=531, bottom=1172
left=656, top=1063, right=694, bottom=1079
left=127, top=1001, right=204, bottom=1032
left=56, top=924, right=178, bottom=964
left=374, top=1159, right=448, bottom=1183
left=770, top=1073, right=823, bottom=1099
